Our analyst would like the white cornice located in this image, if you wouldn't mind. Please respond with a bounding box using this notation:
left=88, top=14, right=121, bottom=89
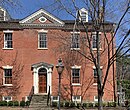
left=19, top=9, right=64, bottom=25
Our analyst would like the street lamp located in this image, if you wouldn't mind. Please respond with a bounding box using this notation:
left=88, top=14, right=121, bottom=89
left=56, top=58, right=64, bottom=110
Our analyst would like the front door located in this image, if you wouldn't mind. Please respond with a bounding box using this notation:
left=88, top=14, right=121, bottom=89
left=38, top=68, right=47, bottom=93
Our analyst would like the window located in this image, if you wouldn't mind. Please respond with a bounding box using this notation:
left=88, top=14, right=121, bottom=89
left=71, top=32, right=80, bottom=49
left=81, top=12, right=87, bottom=22
left=4, top=69, right=12, bottom=85
left=51, top=96, right=59, bottom=102
left=3, top=96, right=12, bottom=102
left=72, top=95, right=81, bottom=102
left=94, top=96, right=98, bottom=102
left=92, top=33, right=101, bottom=49
left=38, top=33, right=47, bottom=49
left=72, top=68, right=80, bottom=84
left=4, top=33, right=13, bottom=49
left=93, top=68, right=102, bottom=83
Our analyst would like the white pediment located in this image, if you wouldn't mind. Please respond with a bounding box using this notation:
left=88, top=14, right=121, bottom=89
left=19, top=8, right=64, bottom=25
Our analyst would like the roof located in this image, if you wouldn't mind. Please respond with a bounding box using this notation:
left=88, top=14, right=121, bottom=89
left=0, top=21, right=22, bottom=30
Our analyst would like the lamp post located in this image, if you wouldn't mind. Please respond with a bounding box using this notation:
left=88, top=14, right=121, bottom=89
left=56, top=58, right=64, bottom=110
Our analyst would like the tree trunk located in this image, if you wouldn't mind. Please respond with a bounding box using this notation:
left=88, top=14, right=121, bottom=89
left=98, top=90, right=103, bottom=110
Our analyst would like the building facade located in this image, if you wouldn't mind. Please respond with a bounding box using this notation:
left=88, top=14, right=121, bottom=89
left=0, top=7, right=116, bottom=103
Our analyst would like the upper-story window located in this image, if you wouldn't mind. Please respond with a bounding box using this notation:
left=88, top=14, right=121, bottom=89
left=92, top=32, right=101, bottom=49
left=71, top=32, right=80, bottom=49
left=4, top=69, right=12, bottom=85
left=93, top=67, right=102, bottom=83
left=38, top=33, right=47, bottom=49
left=4, top=32, right=13, bottom=49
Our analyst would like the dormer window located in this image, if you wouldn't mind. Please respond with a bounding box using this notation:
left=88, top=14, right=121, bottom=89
left=78, top=8, right=88, bottom=23
left=0, top=7, right=10, bottom=21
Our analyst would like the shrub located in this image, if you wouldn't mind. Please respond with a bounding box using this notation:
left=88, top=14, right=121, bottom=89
left=60, top=102, right=64, bottom=107
left=51, top=102, right=57, bottom=107
left=77, top=103, right=81, bottom=108
left=107, top=102, right=116, bottom=107
left=64, top=101, right=69, bottom=107
left=8, top=101, right=13, bottom=106
left=82, top=103, right=87, bottom=108
left=88, top=102, right=93, bottom=107
left=70, top=102, right=75, bottom=107
left=26, top=101, right=30, bottom=106
left=13, top=101, right=19, bottom=106
left=0, top=101, right=7, bottom=106
left=103, top=102, right=106, bottom=107
left=20, top=101, right=25, bottom=107
left=95, top=102, right=98, bottom=107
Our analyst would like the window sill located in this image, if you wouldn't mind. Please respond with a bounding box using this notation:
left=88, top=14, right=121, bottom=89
left=2, top=48, right=13, bottom=50
left=71, top=48, right=80, bottom=50
left=2, top=84, right=13, bottom=87
left=38, top=48, right=48, bottom=50
left=72, top=83, right=81, bottom=86
left=93, top=83, right=97, bottom=86
left=92, top=48, right=102, bottom=51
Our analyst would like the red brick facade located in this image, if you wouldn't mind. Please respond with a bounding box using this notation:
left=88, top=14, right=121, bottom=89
left=0, top=8, right=116, bottom=102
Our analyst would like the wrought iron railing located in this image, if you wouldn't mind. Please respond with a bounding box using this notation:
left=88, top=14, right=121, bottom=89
left=47, top=85, right=51, bottom=106
left=28, top=86, right=34, bottom=107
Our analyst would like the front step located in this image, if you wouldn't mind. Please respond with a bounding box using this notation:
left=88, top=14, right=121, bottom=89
left=29, top=95, right=50, bottom=109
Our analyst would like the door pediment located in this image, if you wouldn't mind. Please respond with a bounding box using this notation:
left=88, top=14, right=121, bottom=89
left=31, top=62, right=54, bottom=70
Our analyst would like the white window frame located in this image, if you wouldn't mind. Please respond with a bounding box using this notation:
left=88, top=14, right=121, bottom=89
left=94, top=96, right=98, bottom=102
left=71, top=65, right=81, bottom=86
left=92, top=32, right=102, bottom=50
left=71, top=32, right=80, bottom=50
left=3, top=30, right=13, bottom=49
left=39, top=16, right=47, bottom=23
left=2, top=65, right=13, bottom=86
left=38, top=30, right=48, bottom=49
left=72, top=95, right=81, bottom=102
left=3, top=96, right=12, bottom=102
left=51, top=96, right=59, bottom=102
left=25, top=96, right=31, bottom=101
left=93, top=66, right=103, bottom=85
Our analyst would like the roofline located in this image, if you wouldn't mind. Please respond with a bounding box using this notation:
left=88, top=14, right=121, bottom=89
left=19, top=8, right=64, bottom=25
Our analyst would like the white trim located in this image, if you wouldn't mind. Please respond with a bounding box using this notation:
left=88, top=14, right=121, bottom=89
left=70, top=32, right=80, bottom=34
left=3, top=67, right=13, bottom=86
left=3, top=96, right=12, bottom=102
left=37, top=29, right=48, bottom=33
left=71, top=65, right=81, bottom=69
left=3, top=30, right=13, bottom=33
left=92, top=32, right=101, bottom=35
left=92, top=66, right=103, bottom=69
left=39, top=16, right=47, bottom=23
left=72, top=95, right=81, bottom=102
left=2, top=65, right=13, bottom=69
left=33, top=66, right=52, bottom=94
left=72, top=83, right=81, bottom=86
left=2, top=48, right=13, bottom=50
left=38, top=47, right=48, bottom=50
left=38, top=32, right=48, bottom=49
left=94, top=96, right=98, bottom=102
left=51, top=96, right=59, bottom=102
left=20, top=9, right=64, bottom=25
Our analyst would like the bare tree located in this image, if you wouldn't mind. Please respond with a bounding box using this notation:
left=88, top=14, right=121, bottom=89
left=49, top=0, right=130, bottom=110
left=0, top=51, right=24, bottom=100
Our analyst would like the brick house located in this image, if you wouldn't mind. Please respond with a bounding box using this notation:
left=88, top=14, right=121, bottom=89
left=0, top=7, right=116, bottom=103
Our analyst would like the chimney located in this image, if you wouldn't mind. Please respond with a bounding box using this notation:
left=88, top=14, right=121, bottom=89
left=77, top=8, right=88, bottom=23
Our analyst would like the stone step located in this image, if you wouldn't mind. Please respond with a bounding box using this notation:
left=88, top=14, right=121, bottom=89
left=29, top=95, right=49, bottom=109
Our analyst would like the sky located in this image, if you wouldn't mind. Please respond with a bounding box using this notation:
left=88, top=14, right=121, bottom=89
left=7, top=0, right=74, bottom=20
